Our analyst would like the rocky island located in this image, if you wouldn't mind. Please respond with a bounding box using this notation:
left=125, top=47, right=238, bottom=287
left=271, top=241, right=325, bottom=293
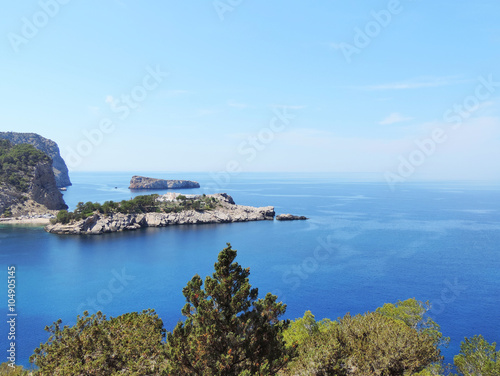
left=0, top=139, right=67, bottom=220
left=0, top=132, right=71, bottom=187
left=129, top=176, right=200, bottom=190
left=45, top=193, right=274, bottom=235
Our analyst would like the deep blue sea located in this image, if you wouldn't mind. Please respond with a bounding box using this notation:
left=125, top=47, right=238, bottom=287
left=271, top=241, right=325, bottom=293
left=1, top=172, right=499, bottom=369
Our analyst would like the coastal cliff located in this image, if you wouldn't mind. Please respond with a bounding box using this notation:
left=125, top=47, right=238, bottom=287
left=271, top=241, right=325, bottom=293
left=0, top=140, right=67, bottom=217
left=45, top=193, right=274, bottom=235
left=129, top=175, right=200, bottom=189
left=30, top=162, right=68, bottom=209
left=0, top=132, right=72, bottom=187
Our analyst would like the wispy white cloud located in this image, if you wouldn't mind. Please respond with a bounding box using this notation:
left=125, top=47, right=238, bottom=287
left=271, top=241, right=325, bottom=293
left=329, top=42, right=344, bottom=50
left=105, top=95, right=118, bottom=109
left=379, top=112, right=414, bottom=125
left=255, top=115, right=500, bottom=178
left=473, top=99, right=497, bottom=115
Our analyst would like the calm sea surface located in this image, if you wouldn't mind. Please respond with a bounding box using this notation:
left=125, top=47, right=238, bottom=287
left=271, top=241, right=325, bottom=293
left=1, top=172, right=499, bottom=367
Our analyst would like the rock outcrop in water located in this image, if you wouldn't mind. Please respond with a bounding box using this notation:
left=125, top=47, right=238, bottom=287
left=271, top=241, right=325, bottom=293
left=129, top=176, right=200, bottom=190
left=276, top=214, right=308, bottom=221
left=45, top=193, right=274, bottom=235
left=0, top=140, right=67, bottom=216
left=0, top=132, right=71, bottom=187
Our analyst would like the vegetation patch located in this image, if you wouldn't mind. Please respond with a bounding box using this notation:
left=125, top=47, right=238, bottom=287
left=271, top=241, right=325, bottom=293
left=0, top=140, right=51, bottom=193
left=52, top=194, right=221, bottom=224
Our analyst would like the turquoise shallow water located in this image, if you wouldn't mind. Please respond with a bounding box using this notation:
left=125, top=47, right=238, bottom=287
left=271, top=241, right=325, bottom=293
left=1, top=172, right=499, bottom=367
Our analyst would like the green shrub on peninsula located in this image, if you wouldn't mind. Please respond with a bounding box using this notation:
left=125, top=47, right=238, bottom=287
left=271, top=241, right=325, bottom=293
left=52, top=194, right=220, bottom=224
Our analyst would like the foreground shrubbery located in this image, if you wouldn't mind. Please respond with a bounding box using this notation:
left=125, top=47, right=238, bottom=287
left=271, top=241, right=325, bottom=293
left=3, top=244, right=498, bottom=375
left=0, top=363, right=31, bottom=375
left=283, top=311, right=441, bottom=375
left=30, top=310, right=165, bottom=375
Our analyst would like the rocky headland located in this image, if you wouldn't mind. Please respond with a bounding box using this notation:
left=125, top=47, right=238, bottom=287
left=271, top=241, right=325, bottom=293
left=0, top=132, right=71, bottom=187
left=129, top=176, right=200, bottom=190
left=0, top=140, right=67, bottom=219
left=45, top=193, right=274, bottom=235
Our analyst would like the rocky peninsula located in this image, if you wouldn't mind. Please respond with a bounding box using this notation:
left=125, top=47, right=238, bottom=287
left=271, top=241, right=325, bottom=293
left=129, top=176, right=200, bottom=190
left=45, top=193, right=275, bottom=235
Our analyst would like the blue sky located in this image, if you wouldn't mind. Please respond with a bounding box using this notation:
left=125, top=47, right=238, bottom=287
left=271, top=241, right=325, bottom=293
left=2, top=0, right=500, bottom=181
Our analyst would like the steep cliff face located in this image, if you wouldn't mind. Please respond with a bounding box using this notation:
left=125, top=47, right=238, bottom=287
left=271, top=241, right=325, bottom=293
left=30, top=162, right=67, bottom=210
left=0, top=132, right=71, bottom=187
left=0, top=190, right=20, bottom=215
left=0, top=140, right=67, bottom=216
left=129, top=176, right=200, bottom=189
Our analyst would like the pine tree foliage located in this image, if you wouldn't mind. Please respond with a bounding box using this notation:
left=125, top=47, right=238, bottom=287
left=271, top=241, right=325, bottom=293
left=453, top=335, right=499, bottom=376
left=165, top=243, right=294, bottom=375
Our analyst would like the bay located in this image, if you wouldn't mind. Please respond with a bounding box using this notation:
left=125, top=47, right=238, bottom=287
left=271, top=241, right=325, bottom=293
left=1, top=172, right=499, bottom=367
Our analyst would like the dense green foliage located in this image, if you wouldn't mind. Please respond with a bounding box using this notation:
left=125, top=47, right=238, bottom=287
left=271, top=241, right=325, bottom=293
left=2, top=207, right=12, bottom=218
left=6, top=243, right=495, bottom=375
left=376, top=299, right=449, bottom=349
left=283, top=305, right=442, bottom=375
left=453, top=335, right=499, bottom=375
left=283, top=310, right=333, bottom=347
left=52, top=194, right=220, bottom=224
left=0, top=139, right=50, bottom=192
left=165, top=244, right=293, bottom=375
left=30, top=310, right=166, bottom=376
left=0, top=362, right=31, bottom=375
left=282, top=301, right=499, bottom=376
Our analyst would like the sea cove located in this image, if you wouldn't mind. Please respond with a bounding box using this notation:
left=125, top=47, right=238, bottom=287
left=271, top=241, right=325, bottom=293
left=1, top=172, right=499, bottom=368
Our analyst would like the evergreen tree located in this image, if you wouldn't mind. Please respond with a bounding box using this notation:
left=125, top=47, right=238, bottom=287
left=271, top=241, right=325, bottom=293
left=454, top=335, right=499, bottom=376
left=165, top=243, right=294, bottom=375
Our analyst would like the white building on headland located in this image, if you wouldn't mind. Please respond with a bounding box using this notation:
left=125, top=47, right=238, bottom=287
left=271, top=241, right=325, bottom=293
left=156, top=192, right=200, bottom=202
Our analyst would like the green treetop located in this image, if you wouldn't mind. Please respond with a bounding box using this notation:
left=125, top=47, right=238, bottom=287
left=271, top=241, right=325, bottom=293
left=454, top=335, right=499, bottom=376
left=165, top=243, right=294, bottom=375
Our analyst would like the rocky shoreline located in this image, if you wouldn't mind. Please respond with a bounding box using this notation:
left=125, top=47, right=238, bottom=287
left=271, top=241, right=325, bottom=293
left=45, top=194, right=275, bottom=235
